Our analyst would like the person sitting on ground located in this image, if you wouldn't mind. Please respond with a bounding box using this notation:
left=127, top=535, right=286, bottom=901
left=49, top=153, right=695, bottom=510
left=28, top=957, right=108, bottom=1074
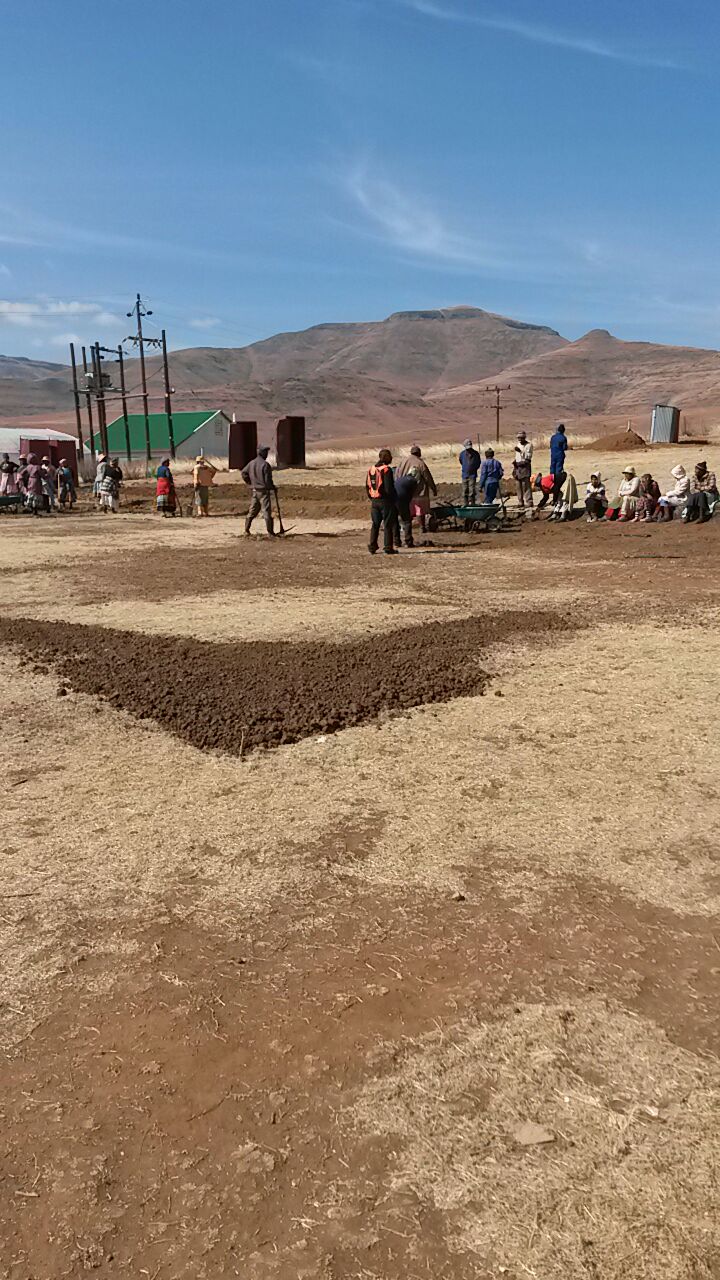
left=548, top=471, right=578, bottom=522
left=241, top=446, right=275, bottom=537
left=458, top=438, right=481, bottom=506
left=549, top=423, right=569, bottom=478
left=479, top=448, right=504, bottom=504
left=396, top=445, right=437, bottom=534
left=0, top=452, right=19, bottom=496
left=192, top=454, right=217, bottom=518
left=617, top=466, right=641, bottom=521
left=656, top=465, right=690, bottom=521
left=156, top=457, right=178, bottom=518
left=585, top=473, right=607, bottom=522
left=684, top=460, right=719, bottom=523
left=366, top=448, right=398, bottom=556
left=635, top=473, right=661, bottom=522
left=56, top=458, right=76, bottom=509
left=514, top=431, right=534, bottom=519
left=99, top=457, right=123, bottom=513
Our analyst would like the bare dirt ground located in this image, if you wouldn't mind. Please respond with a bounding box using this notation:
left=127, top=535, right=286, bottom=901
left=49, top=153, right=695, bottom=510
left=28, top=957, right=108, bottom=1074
left=1, top=493, right=719, bottom=1280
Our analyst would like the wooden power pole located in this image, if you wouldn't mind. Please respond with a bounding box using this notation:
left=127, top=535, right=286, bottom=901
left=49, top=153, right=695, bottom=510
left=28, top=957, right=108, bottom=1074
left=484, top=384, right=511, bottom=443
left=126, top=293, right=153, bottom=463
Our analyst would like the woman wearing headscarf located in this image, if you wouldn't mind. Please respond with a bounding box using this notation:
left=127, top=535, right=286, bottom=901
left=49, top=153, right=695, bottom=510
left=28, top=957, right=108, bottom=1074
left=99, top=457, right=123, bottom=513
left=56, top=458, right=77, bottom=509
left=20, top=453, right=44, bottom=515
left=41, top=457, right=58, bottom=511
left=192, top=454, right=217, bottom=517
left=156, top=458, right=177, bottom=516
left=0, top=453, right=19, bottom=496
left=656, top=465, right=690, bottom=521
left=93, top=454, right=108, bottom=508
left=617, top=466, right=640, bottom=521
left=635, top=473, right=660, bottom=522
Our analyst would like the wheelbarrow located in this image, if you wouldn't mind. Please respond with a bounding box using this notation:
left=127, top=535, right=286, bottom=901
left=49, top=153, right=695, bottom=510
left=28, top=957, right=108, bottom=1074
left=0, top=493, right=24, bottom=515
left=427, top=500, right=506, bottom=534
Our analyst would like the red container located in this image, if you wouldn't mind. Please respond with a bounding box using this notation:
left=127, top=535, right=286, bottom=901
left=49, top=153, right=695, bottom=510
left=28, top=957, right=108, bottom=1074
left=20, top=438, right=78, bottom=482
left=228, top=420, right=258, bottom=471
left=276, top=416, right=306, bottom=468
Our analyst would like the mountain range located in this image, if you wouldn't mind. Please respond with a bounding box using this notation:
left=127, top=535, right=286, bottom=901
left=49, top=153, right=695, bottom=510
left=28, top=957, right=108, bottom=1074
left=2, top=306, right=719, bottom=443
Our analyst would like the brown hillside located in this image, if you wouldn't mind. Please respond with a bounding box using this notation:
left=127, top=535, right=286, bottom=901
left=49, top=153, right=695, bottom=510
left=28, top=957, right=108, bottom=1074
left=430, top=329, right=720, bottom=421
left=2, top=310, right=720, bottom=443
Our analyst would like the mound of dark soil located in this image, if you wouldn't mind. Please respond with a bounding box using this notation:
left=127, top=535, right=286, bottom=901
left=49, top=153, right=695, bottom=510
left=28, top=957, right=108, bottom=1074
left=581, top=428, right=647, bottom=451
left=0, top=612, right=575, bottom=755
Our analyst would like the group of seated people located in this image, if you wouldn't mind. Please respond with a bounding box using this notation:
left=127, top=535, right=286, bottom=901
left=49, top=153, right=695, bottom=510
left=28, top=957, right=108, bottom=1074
left=587, top=459, right=717, bottom=523
left=530, top=460, right=718, bottom=524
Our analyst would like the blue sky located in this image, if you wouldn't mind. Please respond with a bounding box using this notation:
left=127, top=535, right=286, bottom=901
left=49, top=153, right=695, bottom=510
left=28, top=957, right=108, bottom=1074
left=1, top=0, right=718, bottom=361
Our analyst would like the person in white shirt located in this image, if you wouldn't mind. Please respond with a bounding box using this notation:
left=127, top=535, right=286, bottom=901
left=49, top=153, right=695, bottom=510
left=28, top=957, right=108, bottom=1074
left=617, top=466, right=641, bottom=521
left=656, top=465, right=690, bottom=521
left=513, top=431, right=534, bottom=519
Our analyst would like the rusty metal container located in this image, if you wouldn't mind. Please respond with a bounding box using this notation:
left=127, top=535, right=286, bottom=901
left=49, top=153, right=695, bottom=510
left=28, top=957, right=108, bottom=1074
left=276, top=416, right=306, bottom=468
left=228, top=420, right=258, bottom=470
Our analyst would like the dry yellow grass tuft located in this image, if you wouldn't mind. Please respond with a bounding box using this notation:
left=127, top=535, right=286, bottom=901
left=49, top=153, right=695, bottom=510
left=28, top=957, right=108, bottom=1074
left=354, top=996, right=720, bottom=1278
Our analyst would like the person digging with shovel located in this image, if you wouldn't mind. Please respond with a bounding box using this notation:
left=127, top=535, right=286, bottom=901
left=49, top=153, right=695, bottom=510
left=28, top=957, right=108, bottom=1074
left=241, top=446, right=276, bottom=537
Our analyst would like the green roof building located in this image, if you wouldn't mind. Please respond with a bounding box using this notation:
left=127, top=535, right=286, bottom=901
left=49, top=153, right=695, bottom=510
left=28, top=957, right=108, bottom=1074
left=92, top=410, right=230, bottom=459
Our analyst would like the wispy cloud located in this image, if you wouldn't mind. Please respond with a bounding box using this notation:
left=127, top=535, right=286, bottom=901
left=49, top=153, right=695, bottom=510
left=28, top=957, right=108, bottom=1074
left=346, top=163, right=501, bottom=270
left=188, top=316, right=222, bottom=330
left=394, top=0, right=682, bottom=69
left=0, top=299, right=114, bottom=327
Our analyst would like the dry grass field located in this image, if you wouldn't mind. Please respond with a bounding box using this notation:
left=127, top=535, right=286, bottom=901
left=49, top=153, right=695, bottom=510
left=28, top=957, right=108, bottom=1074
left=1, top=472, right=719, bottom=1280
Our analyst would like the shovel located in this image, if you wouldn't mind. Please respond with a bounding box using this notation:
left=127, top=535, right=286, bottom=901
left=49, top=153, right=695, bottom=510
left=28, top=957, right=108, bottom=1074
left=273, top=488, right=289, bottom=535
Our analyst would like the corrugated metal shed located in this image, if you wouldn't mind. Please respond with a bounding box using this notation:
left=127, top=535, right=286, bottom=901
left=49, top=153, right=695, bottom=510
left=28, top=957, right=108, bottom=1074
left=93, top=411, right=229, bottom=457
left=651, top=404, right=680, bottom=444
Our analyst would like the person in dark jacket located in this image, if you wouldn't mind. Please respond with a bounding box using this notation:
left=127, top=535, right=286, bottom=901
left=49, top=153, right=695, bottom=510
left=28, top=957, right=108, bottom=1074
left=394, top=466, right=418, bottom=547
left=241, top=446, right=276, bottom=537
left=458, top=438, right=481, bottom=505
left=478, top=449, right=504, bottom=503
left=549, top=423, right=569, bottom=476
left=366, top=448, right=398, bottom=555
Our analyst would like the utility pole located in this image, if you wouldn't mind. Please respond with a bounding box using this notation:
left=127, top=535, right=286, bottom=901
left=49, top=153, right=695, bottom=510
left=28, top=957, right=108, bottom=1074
left=126, top=293, right=153, bottom=463
left=161, top=329, right=176, bottom=459
left=484, top=384, right=511, bottom=444
left=69, top=343, right=85, bottom=459
left=81, top=346, right=96, bottom=461
left=117, top=345, right=132, bottom=461
left=92, top=342, right=109, bottom=455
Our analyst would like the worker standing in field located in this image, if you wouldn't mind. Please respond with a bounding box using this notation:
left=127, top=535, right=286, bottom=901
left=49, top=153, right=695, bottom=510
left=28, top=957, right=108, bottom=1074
left=549, top=423, right=569, bottom=478
left=56, top=458, right=76, bottom=509
left=458, top=438, right=481, bottom=505
left=0, top=453, right=19, bottom=496
left=241, top=446, right=276, bottom=537
left=156, top=458, right=178, bottom=517
left=193, top=454, right=217, bottom=517
left=479, top=448, right=504, bottom=503
left=513, top=431, right=534, bottom=518
left=366, top=448, right=398, bottom=555
left=396, top=445, right=437, bottom=534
